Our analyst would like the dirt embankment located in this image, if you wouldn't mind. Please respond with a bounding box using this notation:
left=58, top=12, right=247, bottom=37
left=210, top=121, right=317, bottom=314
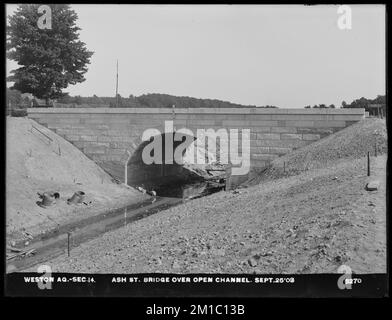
left=246, top=117, right=387, bottom=185
left=6, top=117, right=148, bottom=244
left=41, top=118, right=387, bottom=274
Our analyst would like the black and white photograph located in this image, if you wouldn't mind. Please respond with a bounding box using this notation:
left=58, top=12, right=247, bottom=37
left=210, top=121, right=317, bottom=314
left=4, top=4, right=388, bottom=298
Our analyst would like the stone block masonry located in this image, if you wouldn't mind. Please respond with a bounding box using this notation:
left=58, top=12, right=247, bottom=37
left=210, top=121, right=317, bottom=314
left=27, top=107, right=365, bottom=182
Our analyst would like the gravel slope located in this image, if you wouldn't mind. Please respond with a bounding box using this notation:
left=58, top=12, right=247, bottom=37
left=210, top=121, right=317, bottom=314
left=246, top=118, right=387, bottom=185
left=6, top=117, right=147, bottom=243
left=41, top=155, right=386, bottom=274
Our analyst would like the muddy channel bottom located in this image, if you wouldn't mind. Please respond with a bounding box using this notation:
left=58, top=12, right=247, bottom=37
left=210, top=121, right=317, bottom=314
left=7, top=180, right=226, bottom=272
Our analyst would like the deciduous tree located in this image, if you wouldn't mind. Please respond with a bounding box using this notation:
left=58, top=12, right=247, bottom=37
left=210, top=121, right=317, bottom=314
left=7, top=4, right=93, bottom=104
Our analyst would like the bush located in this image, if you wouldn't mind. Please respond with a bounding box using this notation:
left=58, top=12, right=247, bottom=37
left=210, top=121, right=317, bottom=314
left=11, top=108, right=27, bottom=117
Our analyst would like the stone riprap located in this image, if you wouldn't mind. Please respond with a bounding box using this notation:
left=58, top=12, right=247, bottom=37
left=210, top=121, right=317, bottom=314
left=27, top=107, right=365, bottom=183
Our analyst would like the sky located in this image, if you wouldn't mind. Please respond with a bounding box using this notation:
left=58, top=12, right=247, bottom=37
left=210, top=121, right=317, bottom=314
left=6, top=4, right=386, bottom=108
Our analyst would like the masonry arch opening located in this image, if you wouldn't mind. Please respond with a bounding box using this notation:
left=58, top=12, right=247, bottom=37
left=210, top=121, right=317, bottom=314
left=125, top=131, right=226, bottom=197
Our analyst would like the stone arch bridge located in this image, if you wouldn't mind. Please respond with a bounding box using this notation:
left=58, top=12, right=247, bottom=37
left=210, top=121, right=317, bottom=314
left=27, top=107, right=365, bottom=187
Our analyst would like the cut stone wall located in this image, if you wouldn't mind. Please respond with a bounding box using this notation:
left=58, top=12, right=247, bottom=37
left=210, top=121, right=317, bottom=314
left=27, top=107, right=365, bottom=182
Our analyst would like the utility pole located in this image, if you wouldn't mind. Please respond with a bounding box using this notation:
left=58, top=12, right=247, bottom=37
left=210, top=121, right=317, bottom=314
left=115, top=59, right=119, bottom=108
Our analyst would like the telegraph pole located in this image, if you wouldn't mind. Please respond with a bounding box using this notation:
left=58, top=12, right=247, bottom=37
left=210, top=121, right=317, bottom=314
left=115, top=59, right=119, bottom=108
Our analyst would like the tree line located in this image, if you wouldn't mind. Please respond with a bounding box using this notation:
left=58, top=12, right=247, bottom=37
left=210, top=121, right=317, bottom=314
left=6, top=88, right=280, bottom=109
left=304, top=95, right=385, bottom=110
left=56, top=93, right=279, bottom=109
left=341, top=95, right=385, bottom=111
left=305, top=104, right=336, bottom=109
